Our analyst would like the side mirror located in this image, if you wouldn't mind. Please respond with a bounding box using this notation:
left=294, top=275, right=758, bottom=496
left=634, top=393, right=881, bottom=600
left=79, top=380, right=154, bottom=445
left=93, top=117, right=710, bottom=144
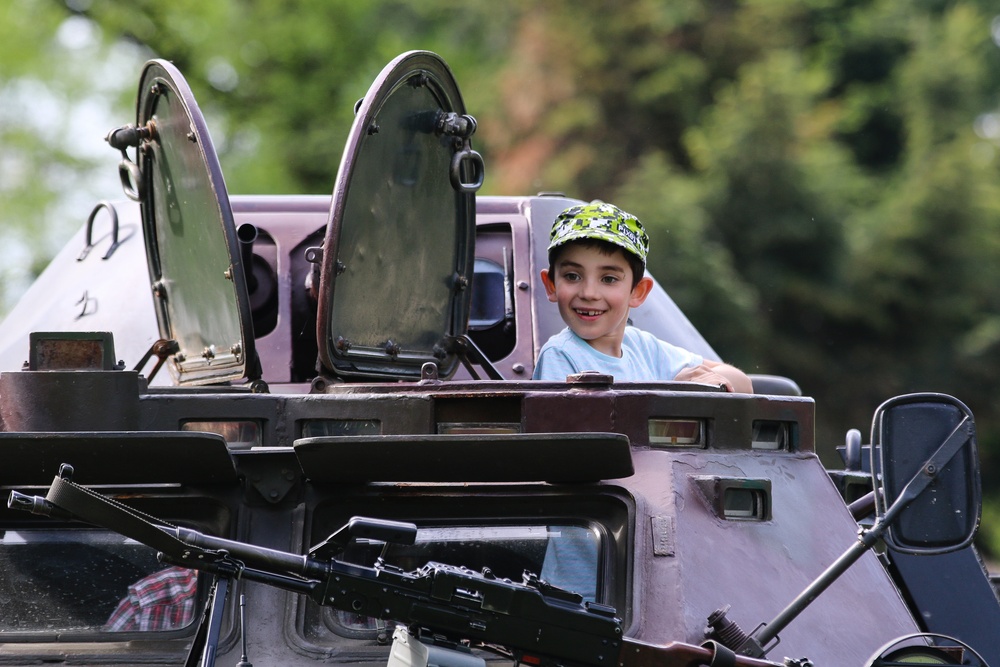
left=871, top=393, right=980, bottom=554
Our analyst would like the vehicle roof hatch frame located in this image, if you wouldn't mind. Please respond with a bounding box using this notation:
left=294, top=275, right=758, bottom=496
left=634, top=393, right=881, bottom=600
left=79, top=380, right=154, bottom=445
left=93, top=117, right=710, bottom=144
left=316, top=50, right=481, bottom=381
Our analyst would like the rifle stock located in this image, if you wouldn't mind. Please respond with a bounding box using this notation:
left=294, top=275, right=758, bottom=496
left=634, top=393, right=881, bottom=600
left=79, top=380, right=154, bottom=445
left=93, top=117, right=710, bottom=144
left=619, top=637, right=781, bottom=667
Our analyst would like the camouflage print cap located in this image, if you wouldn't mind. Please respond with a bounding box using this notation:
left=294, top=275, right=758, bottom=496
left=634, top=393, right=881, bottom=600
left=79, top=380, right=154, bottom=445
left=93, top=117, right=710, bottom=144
left=548, top=202, right=649, bottom=264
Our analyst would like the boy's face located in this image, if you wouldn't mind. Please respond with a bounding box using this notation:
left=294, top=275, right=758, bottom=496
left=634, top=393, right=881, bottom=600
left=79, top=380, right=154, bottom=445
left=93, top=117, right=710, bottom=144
left=541, top=243, right=653, bottom=357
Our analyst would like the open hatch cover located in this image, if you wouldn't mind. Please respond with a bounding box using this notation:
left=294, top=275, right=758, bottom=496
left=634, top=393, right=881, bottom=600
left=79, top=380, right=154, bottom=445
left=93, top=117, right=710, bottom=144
left=115, top=59, right=255, bottom=386
left=316, top=51, right=483, bottom=381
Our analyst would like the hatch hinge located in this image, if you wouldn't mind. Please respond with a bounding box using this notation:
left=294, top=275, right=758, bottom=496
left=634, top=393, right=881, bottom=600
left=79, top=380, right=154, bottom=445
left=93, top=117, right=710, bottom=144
left=441, top=334, right=504, bottom=380
left=134, top=338, right=180, bottom=382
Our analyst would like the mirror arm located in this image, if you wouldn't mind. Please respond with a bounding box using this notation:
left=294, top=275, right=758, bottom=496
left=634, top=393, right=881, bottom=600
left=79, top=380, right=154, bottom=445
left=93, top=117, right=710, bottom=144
left=739, top=415, right=973, bottom=659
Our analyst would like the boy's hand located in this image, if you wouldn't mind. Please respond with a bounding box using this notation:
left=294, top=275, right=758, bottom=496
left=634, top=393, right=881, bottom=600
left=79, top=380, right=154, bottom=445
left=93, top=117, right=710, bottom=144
left=675, top=361, right=754, bottom=393
left=674, top=365, right=734, bottom=391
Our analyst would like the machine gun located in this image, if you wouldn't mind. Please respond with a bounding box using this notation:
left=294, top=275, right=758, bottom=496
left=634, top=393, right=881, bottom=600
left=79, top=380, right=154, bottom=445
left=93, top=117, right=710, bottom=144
left=9, top=465, right=781, bottom=667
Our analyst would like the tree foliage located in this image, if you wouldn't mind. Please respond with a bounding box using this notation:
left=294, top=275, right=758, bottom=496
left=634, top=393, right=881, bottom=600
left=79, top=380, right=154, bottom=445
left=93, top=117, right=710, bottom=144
left=0, top=0, right=137, bottom=308
left=6, top=0, right=1000, bottom=531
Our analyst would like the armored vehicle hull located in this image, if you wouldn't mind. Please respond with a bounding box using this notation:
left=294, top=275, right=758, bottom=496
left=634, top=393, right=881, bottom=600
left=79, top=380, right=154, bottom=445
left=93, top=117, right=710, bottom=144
left=0, top=51, right=997, bottom=667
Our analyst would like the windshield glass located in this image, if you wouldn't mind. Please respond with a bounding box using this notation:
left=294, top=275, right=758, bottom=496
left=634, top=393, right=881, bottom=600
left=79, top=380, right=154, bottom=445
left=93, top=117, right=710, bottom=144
left=0, top=529, right=198, bottom=635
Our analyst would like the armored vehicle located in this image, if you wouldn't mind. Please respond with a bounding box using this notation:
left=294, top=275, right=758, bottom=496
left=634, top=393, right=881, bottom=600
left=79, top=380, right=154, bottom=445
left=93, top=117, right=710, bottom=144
left=0, top=52, right=998, bottom=667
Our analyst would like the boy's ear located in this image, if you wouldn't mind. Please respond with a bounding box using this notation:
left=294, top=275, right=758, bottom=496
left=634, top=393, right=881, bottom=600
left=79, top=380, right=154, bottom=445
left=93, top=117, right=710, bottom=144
left=540, top=269, right=558, bottom=302
left=629, top=276, right=654, bottom=308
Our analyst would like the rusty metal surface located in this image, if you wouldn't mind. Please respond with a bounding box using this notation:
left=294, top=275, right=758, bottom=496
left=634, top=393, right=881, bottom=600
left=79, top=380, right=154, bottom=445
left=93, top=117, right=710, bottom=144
left=0, top=370, right=142, bottom=432
left=28, top=334, right=113, bottom=371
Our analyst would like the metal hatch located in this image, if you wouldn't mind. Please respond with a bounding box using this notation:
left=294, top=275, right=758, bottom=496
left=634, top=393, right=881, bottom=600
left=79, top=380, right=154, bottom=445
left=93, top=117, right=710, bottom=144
left=316, top=51, right=482, bottom=380
left=109, top=59, right=255, bottom=386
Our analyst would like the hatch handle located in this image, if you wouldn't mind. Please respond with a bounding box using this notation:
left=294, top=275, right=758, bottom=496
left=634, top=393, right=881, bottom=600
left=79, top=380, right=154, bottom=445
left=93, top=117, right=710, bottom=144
left=106, top=121, right=156, bottom=201
left=451, top=148, right=485, bottom=193
left=436, top=112, right=484, bottom=192
left=117, top=158, right=143, bottom=201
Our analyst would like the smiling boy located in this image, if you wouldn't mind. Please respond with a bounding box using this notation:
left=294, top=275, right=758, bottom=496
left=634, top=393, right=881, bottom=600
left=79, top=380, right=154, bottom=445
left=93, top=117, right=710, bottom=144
left=533, top=202, right=752, bottom=393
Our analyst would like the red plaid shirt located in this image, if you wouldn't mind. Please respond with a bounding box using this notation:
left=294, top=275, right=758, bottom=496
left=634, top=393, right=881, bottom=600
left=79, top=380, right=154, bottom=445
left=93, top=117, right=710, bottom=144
left=104, top=566, right=197, bottom=632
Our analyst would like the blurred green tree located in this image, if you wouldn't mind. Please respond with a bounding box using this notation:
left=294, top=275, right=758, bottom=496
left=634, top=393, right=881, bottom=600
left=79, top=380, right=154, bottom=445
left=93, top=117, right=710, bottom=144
left=4, top=0, right=1000, bottom=523
left=0, top=1, right=139, bottom=312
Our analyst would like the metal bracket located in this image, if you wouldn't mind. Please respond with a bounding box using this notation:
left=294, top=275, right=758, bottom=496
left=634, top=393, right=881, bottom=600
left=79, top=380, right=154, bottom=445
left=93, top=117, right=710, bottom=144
left=238, top=449, right=301, bottom=505
left=78, top=201, right=123, bottom=261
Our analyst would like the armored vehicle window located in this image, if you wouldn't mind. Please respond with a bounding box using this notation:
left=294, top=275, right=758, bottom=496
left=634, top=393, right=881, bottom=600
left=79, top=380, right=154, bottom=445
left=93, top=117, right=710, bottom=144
left=314, top=523, right=600, bottom=641
left=296, top=491, right=631, bottom=657
left=302, top=418, right=382, bottom=438
left=182, top=419, right=262, bottom=449
left=0, top=529, right=200, bottom=635
left=468, top=224, right=517, bottom=362
left=469, top=259, right=507, bottom=331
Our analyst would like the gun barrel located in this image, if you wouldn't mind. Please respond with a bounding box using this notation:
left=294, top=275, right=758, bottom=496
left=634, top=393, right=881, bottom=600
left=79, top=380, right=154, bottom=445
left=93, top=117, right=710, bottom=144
left=7, top=491, right=72, bottom=519
left=166, top=525, right=327, bottom=580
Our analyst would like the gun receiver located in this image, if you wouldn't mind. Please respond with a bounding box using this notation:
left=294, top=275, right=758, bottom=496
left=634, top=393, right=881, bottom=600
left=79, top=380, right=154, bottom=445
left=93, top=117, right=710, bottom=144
left=9, top=470, right=781, bottom=667
left=163, top=520, right=624, bottom=667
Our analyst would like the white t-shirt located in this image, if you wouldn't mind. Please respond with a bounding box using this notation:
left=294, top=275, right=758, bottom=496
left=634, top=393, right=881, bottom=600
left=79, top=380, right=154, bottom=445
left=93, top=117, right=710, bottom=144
left=532, top=326, right=703, bottom=382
